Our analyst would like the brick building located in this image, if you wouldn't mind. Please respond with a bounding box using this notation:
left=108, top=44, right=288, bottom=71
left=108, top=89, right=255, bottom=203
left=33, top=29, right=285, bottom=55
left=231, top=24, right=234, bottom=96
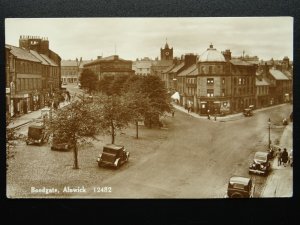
left=5, top=35, right=61, bottom=116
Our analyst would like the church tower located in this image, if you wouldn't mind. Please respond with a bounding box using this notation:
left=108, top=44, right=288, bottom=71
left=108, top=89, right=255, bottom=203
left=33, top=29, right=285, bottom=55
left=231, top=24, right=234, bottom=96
left=160, top=40, right=173, bottom=61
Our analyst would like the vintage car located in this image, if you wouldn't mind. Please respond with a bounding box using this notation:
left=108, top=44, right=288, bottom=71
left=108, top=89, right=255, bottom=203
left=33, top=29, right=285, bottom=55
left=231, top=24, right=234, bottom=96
left=26, top=124, right=48, bottom=145
left=249, top=151, right=271, bottom=176
left=225, top=176, right=255, bottom=198
left=50, top=133, right=73, bottom=151
left=97, top=144, right=130, bottom=169
left=243, top=108, right=253, bottom=117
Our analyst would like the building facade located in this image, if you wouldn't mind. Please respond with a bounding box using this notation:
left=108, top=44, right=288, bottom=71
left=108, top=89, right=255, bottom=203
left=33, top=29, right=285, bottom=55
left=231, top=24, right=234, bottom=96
left=83, top=55, right=134, bottom=80
left=61, top=58, right=93, bottom=84
left=132, top=57, right=153, bottom=76
left=5, top=35, right=61, bottom=116
left=175, top=44, right=257, bottom=115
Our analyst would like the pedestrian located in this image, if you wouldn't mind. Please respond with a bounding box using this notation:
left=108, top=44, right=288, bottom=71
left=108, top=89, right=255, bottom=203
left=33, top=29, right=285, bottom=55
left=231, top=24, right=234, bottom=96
left=276, top=148, right=282, bottom=166
left=289, top=149, right=293, bottom=167
left=66, top=91, right=71, bottom=102
left=172, top=110, right=175, bottom=117
left=281, top=148, right=289, bottom=167
left=207, top=109, right=210, bottom=120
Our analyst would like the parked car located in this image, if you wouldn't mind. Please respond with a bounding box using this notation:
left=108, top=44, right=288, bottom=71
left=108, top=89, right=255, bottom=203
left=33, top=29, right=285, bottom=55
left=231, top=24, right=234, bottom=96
left=97, top=144, right=130, bottom=169
left=225, top=176, right=255, bottom=198
left=249, top=151, right=271, bottom=176
left=50, top=133, right=73, bottom=151
left=243, top=108, right=253, bottom=117
left=26, top=124, right=48, bottom=145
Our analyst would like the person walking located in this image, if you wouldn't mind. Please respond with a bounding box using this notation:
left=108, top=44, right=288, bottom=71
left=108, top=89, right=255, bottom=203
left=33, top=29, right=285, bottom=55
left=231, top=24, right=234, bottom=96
left=277, top=148, right=282, bottom=166
left=281, top=148, right=289, bottom=167
left=172, top=110, right=175, bottom=117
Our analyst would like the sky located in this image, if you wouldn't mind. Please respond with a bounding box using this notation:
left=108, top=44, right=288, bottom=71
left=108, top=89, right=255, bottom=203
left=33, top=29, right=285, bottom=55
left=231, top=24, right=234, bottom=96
left=5, top=17, right=293, bottom=61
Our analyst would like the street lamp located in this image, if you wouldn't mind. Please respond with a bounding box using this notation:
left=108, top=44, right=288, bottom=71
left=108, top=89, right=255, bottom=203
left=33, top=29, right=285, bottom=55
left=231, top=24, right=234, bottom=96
left=268, top=118, right=271, bottom=149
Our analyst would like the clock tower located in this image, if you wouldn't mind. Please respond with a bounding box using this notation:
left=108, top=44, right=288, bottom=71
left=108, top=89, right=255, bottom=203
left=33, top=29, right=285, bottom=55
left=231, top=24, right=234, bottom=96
left=160, top=40, right=173, bottom=61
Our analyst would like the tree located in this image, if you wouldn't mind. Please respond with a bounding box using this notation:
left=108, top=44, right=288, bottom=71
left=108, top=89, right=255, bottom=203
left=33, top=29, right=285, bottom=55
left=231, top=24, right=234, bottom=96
left=139, top=76, right=172, bottom=128
left=93, top=94, right=131, bottom=144
left=46, top=100, right=99, bottom=169
left=79, top=68, right=98, bottom=94
left=122, top=77, right=151, bottom=138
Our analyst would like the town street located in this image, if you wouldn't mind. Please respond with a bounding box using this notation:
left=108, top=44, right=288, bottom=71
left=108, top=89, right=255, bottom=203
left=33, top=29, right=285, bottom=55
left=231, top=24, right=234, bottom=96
left=7, top=103, right=292, bottom=198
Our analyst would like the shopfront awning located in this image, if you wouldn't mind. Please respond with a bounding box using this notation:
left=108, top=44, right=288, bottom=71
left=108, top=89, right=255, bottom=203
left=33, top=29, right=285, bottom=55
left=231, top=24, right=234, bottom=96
left=171, top=92, right=180, bottom=100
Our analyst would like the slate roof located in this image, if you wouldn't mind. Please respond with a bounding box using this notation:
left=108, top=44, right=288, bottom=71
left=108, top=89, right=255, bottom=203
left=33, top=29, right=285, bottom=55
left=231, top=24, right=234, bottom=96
left=269, top=69, right=289, bottom=80
left=230, top=59, right=253, bottom=66
left=256, top=78, right=270, bottom=86
left=30, top=50, right=49, bottom=65
left=177, top=64, right=197, bottom=77
left=61, top=60, right=78, bottom=67
left=169, top=62, right=185, bottom=73
left=40, top=54, right=59, bottom=66
left=6, top=44, right=41, bottom=62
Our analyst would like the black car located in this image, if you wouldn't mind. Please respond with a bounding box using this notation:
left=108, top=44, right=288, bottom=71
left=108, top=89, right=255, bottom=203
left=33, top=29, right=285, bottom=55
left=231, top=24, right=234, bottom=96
left=26, top=124, right=48, bottom=145
left=97, top=144, right=130, bottom=169
left=225, top=176, right=255, bottom=198
left=243, top=108, right=253, bottom=117
left=249, top=151, right=271, bottom=176
left=50, top=133, right=73, bottom=151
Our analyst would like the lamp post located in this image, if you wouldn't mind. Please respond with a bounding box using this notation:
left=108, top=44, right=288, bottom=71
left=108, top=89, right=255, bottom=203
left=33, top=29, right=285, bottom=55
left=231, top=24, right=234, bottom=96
left=76, top=57, right=82, bottom=85
left=268, top=118, right=271, bottom=149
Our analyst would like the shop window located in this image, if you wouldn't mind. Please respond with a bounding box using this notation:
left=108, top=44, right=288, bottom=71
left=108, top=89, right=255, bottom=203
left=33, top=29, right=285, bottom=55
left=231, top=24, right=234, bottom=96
left=222, top=89, right=225, bottom=97
left=222, top=78, right=225, bottom=84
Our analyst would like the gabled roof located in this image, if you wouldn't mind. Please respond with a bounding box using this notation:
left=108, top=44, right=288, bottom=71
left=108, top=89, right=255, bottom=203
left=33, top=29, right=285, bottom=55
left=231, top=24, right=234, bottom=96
left=230, top=59, right=253, bottom=66
left=6, top=44, right=41, bottom=62
left=269, top=69, right=289, bottom=80
left=40, top=54, right=59, bottom=66
left=30, top=50, right=50, bottom=65
left=282, top=70, right=292, bottom=79
left=61, top=60, right=78, bottom=67
left=162, top=64, right=175, bottom=73
left=256, top=77, right=270, bottom=86
left=169, top=62, right=185, bottom=73
left=177, top=64, right=197, bottom=77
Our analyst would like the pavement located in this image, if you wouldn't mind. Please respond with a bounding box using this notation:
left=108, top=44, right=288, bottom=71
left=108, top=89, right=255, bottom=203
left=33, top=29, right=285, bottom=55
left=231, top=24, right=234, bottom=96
left=7, top=101, right=70, bottom=129
left=261, top=122, right=293, bottom=198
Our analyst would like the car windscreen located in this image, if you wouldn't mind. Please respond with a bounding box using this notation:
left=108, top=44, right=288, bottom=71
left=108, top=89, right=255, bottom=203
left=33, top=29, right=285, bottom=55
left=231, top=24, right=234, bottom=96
left=231, top=183, right=247, bottom=190
left=255, top=155, right=267, bottom=161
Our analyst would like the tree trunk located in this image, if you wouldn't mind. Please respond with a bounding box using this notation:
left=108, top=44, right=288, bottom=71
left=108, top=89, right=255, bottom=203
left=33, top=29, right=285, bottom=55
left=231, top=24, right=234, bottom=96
left=111, top=121, right=115, bottom=144
left=73, top=144, right=79, bottom=169
left=136, top=120, right=139, bottom=139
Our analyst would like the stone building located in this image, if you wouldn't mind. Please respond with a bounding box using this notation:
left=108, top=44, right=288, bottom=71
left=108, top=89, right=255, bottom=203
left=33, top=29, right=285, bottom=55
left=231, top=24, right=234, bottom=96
left=5, top=35, right=61, bottom=116
left=61, top=58, right=93, bottom=84
left=83, top=55, right=134, bottom=80
left=132, top=57, right=153, bottom=76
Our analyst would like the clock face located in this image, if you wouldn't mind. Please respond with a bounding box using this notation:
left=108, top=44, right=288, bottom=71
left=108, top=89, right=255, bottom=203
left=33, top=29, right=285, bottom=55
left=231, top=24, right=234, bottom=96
left=165, top=52, right=169, bottom=56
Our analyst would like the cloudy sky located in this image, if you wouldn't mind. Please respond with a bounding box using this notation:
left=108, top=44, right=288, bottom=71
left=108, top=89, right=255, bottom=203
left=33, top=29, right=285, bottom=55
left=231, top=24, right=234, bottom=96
left=5, top=17, right=293, bottom=61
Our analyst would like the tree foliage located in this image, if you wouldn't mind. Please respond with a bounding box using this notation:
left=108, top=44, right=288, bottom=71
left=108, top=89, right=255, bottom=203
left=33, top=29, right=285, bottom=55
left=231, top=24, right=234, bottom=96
left=45, top=100, right=100, bottom=169
left=79, top=68, right=98, bottom=94
left=92, top=94, right=131, bottom=144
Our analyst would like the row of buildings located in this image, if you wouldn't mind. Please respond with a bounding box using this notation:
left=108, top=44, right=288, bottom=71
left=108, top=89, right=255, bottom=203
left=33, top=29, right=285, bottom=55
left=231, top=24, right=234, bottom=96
left=5, top=36, right=292, bottom=117
left=5, top=36, right=61, bottom=117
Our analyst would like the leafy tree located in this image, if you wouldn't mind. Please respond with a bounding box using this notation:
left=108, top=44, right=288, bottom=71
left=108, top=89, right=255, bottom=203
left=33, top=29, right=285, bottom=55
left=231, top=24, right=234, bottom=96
left=140, top=76, right=172, bottom=128
left=98, top=75, right=131, bottom=96
left=93, top=94, right=131, bottom=144
left=46, top=100, right=99, bottom=169
left=79, top=68, right=98, bottom=94
left=123, top=78, right=151, bottom=138
left=98, top=75, right=114, bottom=95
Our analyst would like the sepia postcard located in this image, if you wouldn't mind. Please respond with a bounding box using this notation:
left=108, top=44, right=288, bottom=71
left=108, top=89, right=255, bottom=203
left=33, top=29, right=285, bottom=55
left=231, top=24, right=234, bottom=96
left=5, top=17, right=293, bottom=199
